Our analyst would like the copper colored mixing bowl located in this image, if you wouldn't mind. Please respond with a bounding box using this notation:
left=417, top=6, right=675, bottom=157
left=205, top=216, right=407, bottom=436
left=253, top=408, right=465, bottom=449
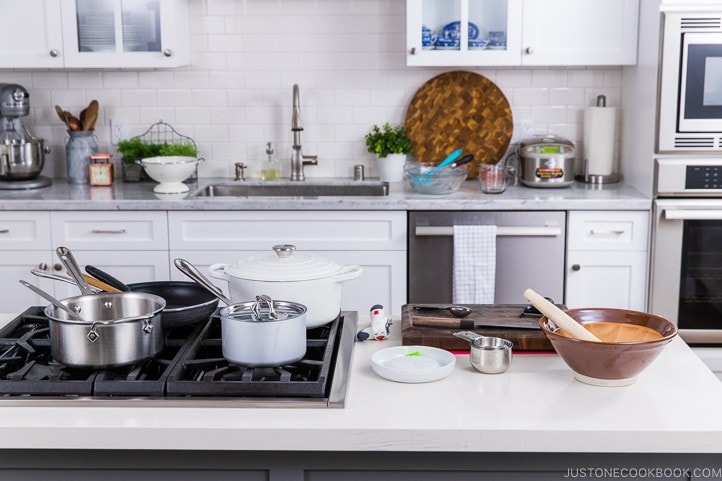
left=539, top=308, right=677, bottom=387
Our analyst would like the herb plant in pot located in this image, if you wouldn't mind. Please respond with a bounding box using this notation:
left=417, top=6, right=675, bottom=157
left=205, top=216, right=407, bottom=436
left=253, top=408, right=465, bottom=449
left=365, top=123, right=412, bottom=182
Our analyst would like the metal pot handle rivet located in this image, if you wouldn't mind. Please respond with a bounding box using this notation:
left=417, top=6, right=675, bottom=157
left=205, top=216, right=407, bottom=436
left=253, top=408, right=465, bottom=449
left=142, top=319, right=153, bottom=334
left=272, top=244, right=296, bottom=258
left=87, top=325, right=99, bottom=342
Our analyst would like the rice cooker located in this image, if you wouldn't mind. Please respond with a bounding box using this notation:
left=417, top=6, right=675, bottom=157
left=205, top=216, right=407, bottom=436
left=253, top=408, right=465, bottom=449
left=517, top=135, right=575, bottom=188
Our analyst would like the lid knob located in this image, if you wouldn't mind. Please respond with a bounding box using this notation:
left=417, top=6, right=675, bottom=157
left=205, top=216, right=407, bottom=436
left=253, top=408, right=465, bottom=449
left=272, top=244, right=296, bottom=258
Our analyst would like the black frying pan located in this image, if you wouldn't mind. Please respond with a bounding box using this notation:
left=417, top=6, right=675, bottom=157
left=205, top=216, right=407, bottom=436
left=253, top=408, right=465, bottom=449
left=85, top=266, right=219, bottom=328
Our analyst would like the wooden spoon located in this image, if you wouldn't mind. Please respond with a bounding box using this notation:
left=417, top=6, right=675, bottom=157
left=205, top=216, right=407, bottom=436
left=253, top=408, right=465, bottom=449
left=66, top=114, right=82, bottom=132
left=54, top=105, right=68, bottom=125
left=83, top=100, right=99, bottom=130
left=523, top=288, right=602, bottom=342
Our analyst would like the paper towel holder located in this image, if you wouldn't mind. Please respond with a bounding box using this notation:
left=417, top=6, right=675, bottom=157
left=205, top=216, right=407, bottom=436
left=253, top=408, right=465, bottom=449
left=576, top=95, right=620, bottom=185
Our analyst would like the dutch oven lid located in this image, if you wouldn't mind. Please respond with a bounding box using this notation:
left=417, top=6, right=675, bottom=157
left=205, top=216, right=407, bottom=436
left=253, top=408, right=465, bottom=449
left=225, top=244, right=346, bottom=281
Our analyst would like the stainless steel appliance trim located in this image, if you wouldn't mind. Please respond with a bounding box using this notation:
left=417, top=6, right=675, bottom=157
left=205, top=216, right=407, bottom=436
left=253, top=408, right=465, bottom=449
left=663, top=209, right=722, bottom=220
left=414, top=225, right=562, bottom=237
left=651, top=199, right=722, bottom=343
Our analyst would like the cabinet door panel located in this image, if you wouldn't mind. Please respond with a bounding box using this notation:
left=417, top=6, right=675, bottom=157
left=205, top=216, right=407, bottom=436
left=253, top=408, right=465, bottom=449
left=0, top=252, right=56, bottom=314
left=521, top=0, right=638, bottom=66
left=0, top=1, right=63, bottom=68
left=50, top=211, right=168, bottom=251
left=0, top=212, right=52, bottom=250
left=566, top=250, right=647, bottom=311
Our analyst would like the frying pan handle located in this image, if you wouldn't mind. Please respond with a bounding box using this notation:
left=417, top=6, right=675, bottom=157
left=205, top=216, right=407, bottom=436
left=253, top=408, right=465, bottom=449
left=174, top=258, right=231, bottom=305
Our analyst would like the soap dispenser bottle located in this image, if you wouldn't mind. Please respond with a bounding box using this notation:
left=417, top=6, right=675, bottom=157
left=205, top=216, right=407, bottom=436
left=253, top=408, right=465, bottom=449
left=260, top=141, right=280, bottom=181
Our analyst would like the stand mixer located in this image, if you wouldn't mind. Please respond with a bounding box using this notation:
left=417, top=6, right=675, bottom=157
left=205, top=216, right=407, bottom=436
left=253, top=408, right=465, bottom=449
left=0, top=83, right=51, bottom=190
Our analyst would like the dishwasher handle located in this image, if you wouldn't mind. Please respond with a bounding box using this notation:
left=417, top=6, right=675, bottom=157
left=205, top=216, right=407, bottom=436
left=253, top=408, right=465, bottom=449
left=414, top=225, right=562, bottom=237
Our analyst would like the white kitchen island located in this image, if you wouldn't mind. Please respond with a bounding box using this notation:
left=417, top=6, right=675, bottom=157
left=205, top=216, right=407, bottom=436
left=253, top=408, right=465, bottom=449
left=0, top=314, right=721, bottom=479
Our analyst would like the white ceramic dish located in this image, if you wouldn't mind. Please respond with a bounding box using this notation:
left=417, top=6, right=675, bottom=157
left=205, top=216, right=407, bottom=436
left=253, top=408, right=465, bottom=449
left=371, top=345, right=456, bottom=383
left=140, top=156, right=201, bottom=194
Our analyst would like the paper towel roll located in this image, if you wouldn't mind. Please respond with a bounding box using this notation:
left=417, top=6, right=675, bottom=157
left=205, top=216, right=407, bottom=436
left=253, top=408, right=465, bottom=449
left=583, top=106, right=617, bottom=176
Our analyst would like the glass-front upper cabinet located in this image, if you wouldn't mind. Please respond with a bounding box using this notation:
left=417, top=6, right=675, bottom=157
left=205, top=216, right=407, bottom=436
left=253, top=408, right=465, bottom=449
left=407, top=0, right=522, bottom=67
left=406, top=0, right=638, bottom=67
left=61, top=0, right=190, bottom=68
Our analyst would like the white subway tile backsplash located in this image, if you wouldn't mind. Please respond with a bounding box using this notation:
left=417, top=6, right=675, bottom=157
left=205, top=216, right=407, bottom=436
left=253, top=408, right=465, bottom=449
left=22, top=0, right=623, bottom=180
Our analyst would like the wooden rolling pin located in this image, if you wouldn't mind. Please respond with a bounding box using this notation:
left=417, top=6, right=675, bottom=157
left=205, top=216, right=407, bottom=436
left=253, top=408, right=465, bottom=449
left=523, top=288, right=602, bottom=342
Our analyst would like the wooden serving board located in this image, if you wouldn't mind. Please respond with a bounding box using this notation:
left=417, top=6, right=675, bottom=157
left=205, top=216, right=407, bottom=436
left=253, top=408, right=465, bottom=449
left=404, top=70, right=513, bottom=179
left=401, top=304, right=555, bottom=351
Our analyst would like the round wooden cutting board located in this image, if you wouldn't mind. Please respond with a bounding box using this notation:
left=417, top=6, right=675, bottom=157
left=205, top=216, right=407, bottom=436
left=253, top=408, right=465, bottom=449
left=405, top=71, right=513, bottom=179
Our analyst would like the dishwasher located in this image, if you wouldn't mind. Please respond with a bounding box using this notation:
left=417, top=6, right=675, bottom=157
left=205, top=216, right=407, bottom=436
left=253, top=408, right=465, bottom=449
left=408, top=211, right=566, bottom=305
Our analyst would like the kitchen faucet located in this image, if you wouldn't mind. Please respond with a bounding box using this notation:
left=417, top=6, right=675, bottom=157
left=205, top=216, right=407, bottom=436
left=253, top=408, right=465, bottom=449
left=290, top=84, right=317, bottom=181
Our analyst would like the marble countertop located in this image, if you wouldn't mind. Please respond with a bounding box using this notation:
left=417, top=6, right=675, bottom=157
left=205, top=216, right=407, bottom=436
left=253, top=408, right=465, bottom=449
left=0, top=313, right=719, bottom=453
left=0, top=178, right=651, bottom=211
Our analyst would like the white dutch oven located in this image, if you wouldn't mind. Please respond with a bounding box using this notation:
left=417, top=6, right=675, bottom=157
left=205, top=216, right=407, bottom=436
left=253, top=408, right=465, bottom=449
left=209, top=244, right=363, bottom=328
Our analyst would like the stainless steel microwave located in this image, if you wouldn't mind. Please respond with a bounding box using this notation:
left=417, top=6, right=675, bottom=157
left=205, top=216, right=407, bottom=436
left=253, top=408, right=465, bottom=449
left=658, top=10, right=722, bottom=153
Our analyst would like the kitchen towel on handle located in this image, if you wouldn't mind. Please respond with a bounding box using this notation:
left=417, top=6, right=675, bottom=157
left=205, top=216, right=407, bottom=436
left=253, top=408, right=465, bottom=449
left=452, top=225, right=497, bottom=304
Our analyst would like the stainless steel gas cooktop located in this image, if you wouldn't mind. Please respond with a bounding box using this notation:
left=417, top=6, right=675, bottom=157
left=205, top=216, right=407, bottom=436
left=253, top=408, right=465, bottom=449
left=0, top=307, right=357, bottom=408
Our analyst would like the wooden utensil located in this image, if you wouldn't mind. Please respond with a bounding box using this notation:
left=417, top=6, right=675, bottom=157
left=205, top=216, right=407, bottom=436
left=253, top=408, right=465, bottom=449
left=523, top=288, right=602, bottom=342
left=83, top=100, right=99, bottom=130
left=54, top=105, right=68, bottom=125
left=77, top=273, right=122, bottom=293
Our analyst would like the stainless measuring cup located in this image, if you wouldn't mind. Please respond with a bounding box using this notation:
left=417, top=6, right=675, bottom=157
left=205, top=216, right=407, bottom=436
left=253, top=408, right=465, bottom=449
left=453, top=331, right=513, bottom=374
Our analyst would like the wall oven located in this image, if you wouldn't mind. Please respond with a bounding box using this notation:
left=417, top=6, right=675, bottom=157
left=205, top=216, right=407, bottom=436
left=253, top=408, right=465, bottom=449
left=651, top=158, right=722, bottom=344
left=658, top=9, right=722, bottom=152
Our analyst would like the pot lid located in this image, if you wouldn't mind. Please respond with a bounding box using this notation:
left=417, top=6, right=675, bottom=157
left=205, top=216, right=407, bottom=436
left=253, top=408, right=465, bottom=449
left=225, top=244, right=346, bottom=281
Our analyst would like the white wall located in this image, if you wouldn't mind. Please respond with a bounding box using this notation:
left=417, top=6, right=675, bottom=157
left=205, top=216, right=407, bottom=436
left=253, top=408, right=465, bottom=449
left=10, top=0, right=623, bottom=181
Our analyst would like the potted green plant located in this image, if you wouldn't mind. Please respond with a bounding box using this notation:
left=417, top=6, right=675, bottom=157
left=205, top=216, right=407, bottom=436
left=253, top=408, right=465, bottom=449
left=117, top=138, right=198, bottom=182
left=365, top=123, right=412, bottom=182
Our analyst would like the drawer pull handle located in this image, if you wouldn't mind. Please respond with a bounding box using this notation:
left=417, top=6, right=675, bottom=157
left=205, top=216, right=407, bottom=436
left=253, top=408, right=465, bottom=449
left=415, top=226, right=561, bottom=237
left=589, top=229, right=625, bottom=236
left=0, top=228, right=8, bottom=234
left=90, top=229, right=127, bottom=235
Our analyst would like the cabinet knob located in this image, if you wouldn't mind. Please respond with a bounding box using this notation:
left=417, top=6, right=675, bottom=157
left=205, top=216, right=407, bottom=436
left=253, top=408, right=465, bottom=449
left=163, top=49, right=173, bottom=57
left=53, top=263, right=63, bottom=272
left=37, top=263, right=48, bottom=271
left=410, top=47, right=417, bottom=55
left=525, top=46, right=534, bottom=55
left=49, top=49, right=59, bottom=58
left=571, top=264, right=581, bottom=272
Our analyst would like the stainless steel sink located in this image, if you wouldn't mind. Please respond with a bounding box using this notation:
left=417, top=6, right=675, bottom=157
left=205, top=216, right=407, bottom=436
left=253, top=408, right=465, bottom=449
left=192, top=180, right=389, bottom=197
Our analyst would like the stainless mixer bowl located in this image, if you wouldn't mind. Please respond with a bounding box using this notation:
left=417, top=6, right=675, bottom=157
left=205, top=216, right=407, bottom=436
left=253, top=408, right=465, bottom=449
left=0, top=139, right=46, bottom=180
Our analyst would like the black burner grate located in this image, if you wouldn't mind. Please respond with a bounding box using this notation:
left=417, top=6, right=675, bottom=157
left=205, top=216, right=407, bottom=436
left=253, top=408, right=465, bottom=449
left=165, top=314, right=341, bottom=398
left=0, top=307, right=344, bottom=400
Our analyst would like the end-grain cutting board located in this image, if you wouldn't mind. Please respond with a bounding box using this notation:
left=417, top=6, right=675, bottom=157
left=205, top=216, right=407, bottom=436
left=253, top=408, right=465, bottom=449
left=404, top=71, right=513, bottom=179
left=401, top=304, right=554, bottom=351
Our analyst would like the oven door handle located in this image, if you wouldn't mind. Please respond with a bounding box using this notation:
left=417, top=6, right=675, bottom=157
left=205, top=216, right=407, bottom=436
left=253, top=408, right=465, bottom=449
left=663, top=209, right=722, bottom=220
left=414, top=226, right=562, bottom=237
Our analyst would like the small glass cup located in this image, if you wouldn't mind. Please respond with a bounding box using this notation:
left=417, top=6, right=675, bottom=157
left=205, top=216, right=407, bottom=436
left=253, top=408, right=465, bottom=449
left=478, top=165, right=508, bottom=194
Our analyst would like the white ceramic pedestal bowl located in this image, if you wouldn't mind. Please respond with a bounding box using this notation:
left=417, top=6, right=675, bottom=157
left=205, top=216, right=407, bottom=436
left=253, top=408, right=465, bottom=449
left=140, top=156, right=200, bottom=194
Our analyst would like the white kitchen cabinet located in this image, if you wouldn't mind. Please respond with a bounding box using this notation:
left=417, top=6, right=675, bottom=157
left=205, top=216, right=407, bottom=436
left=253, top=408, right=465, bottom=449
left=168, top=211, right=408, bottom=316
left=49, top=211, right=170, bottom=295
left=0, top=0, right=189, bottom=69
left=0, top=212, right=59, bottom=312
left=565, top=211, right=649, bottom=311
left=0, top=2, right=64, bottom=68
left=406, top=0, right=638, bottom=67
